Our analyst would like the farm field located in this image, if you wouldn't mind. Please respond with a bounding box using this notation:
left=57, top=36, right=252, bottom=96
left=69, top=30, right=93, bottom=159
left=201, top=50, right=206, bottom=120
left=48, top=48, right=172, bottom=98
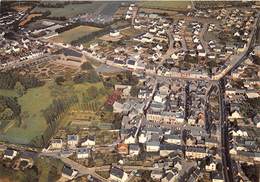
left=139, top=1, right=191, bottom=11
left=50, top=25, right=101, bottom=43
left=32, top=2, right=104, bottom=18
left=19, top=13, right=42, bottom=27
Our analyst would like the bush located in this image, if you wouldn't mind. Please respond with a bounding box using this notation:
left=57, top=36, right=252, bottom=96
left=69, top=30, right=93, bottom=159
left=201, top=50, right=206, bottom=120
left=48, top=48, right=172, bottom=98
left=81, top=62, right=94, bottom=70
left=73, top=70, right=100, bottom=84
left=55, top=76, right=66, bottom=85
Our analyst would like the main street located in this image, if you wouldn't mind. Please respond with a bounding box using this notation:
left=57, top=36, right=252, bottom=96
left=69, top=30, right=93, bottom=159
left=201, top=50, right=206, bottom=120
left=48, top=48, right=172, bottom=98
left=216, top=79, right=233, bottom=182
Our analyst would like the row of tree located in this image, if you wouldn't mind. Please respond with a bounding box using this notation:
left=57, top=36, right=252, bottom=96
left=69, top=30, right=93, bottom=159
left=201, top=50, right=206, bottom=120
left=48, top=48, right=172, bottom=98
left=32, top=96, right=79, bottom=148
left=0, top=96, right=21, bottom=120
left=73, top=70, right=100, bottom=84
left=0, top=71, right=44, bottom=89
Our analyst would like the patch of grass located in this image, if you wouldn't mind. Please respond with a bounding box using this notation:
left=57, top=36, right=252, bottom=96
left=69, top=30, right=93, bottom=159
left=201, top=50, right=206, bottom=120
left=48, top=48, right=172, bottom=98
left=139, top=1, right=191, bottom=11
left=4, top=82, right=54, bottom=144
left=0, top=89, right=18, bottom=97
left=120, top=27, right=145, bottom=37
left=3, top=79, right=112, bottom=144
left=32, top=2, right=103, bottom=18
left=35, top=157, right=63, bottom=182
left=50, top=25, right=101, bottom=43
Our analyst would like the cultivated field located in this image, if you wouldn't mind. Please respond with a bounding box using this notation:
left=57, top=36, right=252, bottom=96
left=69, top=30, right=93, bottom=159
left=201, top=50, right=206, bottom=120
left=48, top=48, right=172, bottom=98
left=139, top=1, right=191, bottom=11
left=19, top=13, right=42, bottom=27
left=50, top=25, right=101, bottom=43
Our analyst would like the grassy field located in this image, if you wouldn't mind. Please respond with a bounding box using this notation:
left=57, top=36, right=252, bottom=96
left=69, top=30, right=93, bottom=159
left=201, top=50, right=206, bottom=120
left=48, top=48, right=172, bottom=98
left=4, top=82, right=54, bottom=144
left=32, top=2, right=103, bottom=18
left=50, top=25, right=101, bottom=43
left=0, top=89, right=17, bottom=97
left=2, top=77, right=112, bottom=145
left=120, top=27, right=145, bottom=37
left=139, top=1, right=191, bottom=11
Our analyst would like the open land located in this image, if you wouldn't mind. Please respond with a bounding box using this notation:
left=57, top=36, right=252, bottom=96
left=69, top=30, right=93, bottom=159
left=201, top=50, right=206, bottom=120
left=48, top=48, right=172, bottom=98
left=32, top=2, right=104, bottom=18
left=138, top=1, right=191, bottom=11
left=1, top=79, right=111, bottom=145
left=50, top=25, right=101, bottom=44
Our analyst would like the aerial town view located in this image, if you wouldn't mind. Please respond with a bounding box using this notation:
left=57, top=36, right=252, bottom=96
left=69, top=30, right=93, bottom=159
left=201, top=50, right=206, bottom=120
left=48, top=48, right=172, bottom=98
left=0, top=0, right=260, bottom=181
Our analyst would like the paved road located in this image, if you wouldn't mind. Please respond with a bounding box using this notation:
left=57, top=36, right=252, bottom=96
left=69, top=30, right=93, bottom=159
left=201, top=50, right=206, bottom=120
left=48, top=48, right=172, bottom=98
left=216, top=80, right=233, bottom=182
left=40, top=152, right=108, bottom=182
left=135, top=78, right=158, bottom=139
left=156, top=28, right=174, bottom=71
left=199, top=23, right=210, bottom=54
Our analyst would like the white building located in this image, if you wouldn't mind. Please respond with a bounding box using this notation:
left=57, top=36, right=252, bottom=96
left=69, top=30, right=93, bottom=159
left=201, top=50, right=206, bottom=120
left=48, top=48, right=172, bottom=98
left=67, top=135, right=79, bottom=148
left=3, top=149, right=18, bottom=160
left=110, top=167, right=128, bottom=182
left=76, top=148, right=90, bottom=159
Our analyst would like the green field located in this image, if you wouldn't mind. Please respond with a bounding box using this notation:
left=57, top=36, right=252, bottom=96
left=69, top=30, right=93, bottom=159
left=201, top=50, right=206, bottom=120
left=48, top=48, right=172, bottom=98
left=139, top=1, right=191, bottom=11
left=4, top=82, right=54, bottom=144
left=32, top=2, right=103, bottom=18
left=2, top=80, right=111, bottom=145
left=0, top=89, right=17, bottom=97
left=50, top=25, right=101, bottom=43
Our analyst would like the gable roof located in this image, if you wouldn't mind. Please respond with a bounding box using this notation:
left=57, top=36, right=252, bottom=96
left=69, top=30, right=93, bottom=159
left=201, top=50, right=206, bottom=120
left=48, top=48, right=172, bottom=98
left=111, top=167, right=124, bottom=179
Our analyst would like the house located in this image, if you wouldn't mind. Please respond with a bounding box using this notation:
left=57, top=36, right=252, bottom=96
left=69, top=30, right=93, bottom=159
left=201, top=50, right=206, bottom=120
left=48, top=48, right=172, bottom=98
left=159, top=85, right=170, bottom=95
left=110, top=167, right=128, bottom=182
left=211, top=171, right=224, bottom=182
left=110, top=30, right=120, bottom=37
left=160, top=144, right=183, bottom=157
left=62, top=165, right=78, bottom=180
left=151, top=170, right=163, bottom=180
left=139, top=132, right=147, bottom=143
left=161, top=169, right=179, bottom=182
left=186, top=147, right=207, bottom=159
left=146, top=141, right=160, bottom=152
left=228, top=110, right=244, bottom=120
left=198, top=50, right=206, bottom=57
left=115, top=85, right=132, bottom=98
left=154, top=93, right=167, bottom=103
left=20, top=151, right=37, bottom=168
left=113, top=102, right=124, bottom=113
left=129, top=144, right=140, bottom=156
left=254, top=152, right=260, bottom=161
left=76, top=148, right=90, bottom=159
left=51, top=139, right=63, bottom=149
left=117, top=143, right=129, bottom=155
left=124, top=135, right=136, bottom=144
left=205, top=161, right=217, bottom=172
left=205, top=137, right=218, bottom=148
left=67, top=135, right=79, bottom=148
left=164, top=134, right=182, bottom=145
left=81, top=136, right=95, bottom=147
left=3, top=149, right=18, bottom=160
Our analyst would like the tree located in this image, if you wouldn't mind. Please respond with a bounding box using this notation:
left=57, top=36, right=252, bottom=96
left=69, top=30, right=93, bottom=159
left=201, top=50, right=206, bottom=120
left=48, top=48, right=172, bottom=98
left=86, top=86, right=98, bottom=100
left=0, top=108, right=14, bottom=120
left=55, top=76, right=66, bottom=85
left=130, top=86, right=140, bottom=97
left=86, top=70, right=100, bottom=83
left=81, top=62, right=94, bottom=70
left=14, top=82, right=25, bottom=97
